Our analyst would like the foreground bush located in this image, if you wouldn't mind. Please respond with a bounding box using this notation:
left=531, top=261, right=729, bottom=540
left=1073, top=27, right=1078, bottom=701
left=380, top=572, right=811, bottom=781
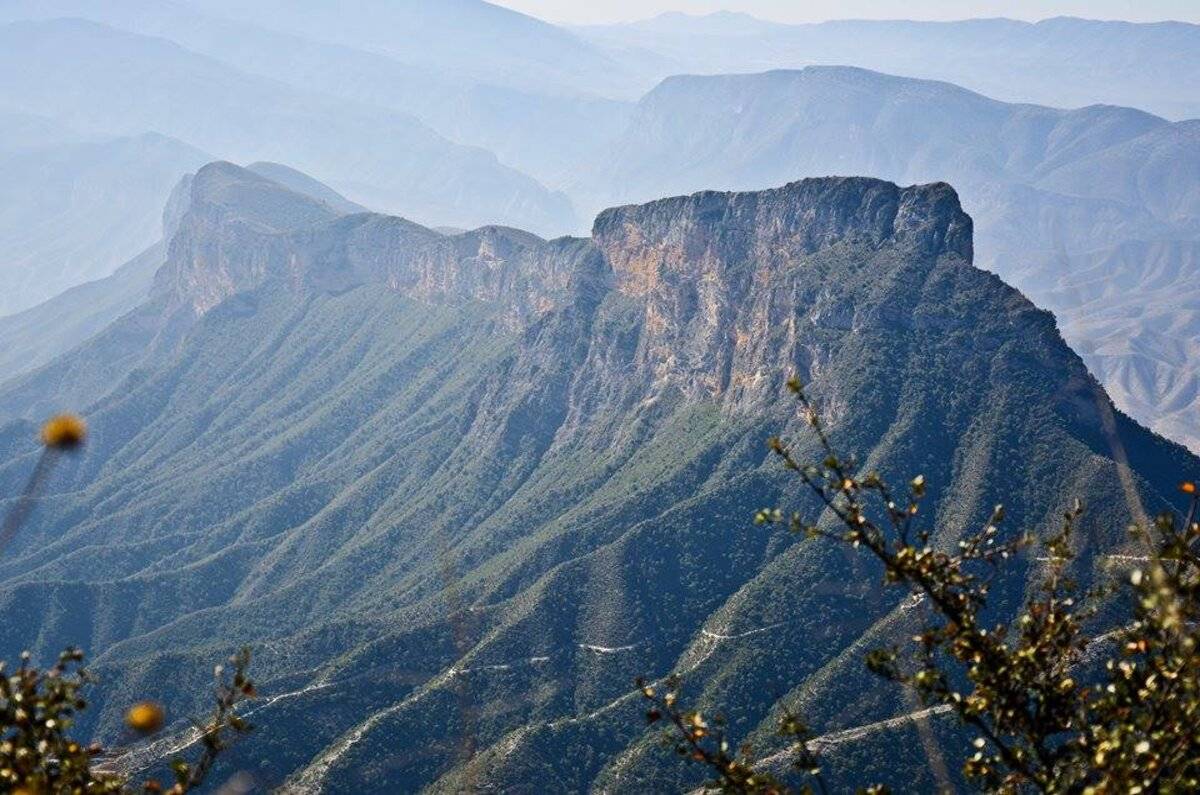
left=0, top=646, right=254, bottom=793
left=0, top=416, right=256, bottom=792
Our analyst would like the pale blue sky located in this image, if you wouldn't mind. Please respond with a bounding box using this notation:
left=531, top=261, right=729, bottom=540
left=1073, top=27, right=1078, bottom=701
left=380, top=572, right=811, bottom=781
left=493, top=0, right=1200, bottom=25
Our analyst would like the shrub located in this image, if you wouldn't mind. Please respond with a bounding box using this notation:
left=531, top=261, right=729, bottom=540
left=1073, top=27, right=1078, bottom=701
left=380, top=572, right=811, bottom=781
left=0, top=646, right=255, bottom=793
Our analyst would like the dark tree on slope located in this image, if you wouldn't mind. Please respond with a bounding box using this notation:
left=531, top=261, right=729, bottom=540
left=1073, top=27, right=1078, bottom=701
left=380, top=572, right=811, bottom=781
left=640, top=379, right=1200, bottom=794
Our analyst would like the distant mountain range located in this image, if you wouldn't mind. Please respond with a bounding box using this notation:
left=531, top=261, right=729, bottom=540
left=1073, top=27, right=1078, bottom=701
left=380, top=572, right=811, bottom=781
left=0, top=162, right=1190, bottom=792
left=0, top=0, right=639, bottom=183
left=1, top=4, right=1196, bottom=454
left=0, top=17, right=576, bottom=234
left=578, top=13, right=1200, bottom=120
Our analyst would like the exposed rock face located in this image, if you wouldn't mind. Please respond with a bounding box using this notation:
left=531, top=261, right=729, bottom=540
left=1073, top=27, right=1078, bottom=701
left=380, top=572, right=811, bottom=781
left=155, top=162, right=342, bottom=316
left=571, top=66, right=1200, bottom=451
left=593, top=178, right=973, bottom=402
left=155, top=162, right=596, bottom=328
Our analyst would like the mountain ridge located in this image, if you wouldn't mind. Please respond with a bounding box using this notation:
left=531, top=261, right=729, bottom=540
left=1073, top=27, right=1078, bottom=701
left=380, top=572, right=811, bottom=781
left=577, top=14, right=1200, bottom=118
left=0, top=163, right=1192, bottom=791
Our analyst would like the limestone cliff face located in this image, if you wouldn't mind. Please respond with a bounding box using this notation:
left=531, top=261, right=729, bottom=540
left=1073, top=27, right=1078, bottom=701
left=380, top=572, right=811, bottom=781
left=0, top=164, right=1050, bottom=450
left=155, top=162, right=341, bottom=316
left=156, top=163, right=602, bottom=330
left=589, top=178, right=975, bottom=407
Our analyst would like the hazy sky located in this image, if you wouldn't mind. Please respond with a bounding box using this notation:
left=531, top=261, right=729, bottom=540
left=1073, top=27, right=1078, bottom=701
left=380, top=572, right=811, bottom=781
left=493, top=0, right=1200, bottom=25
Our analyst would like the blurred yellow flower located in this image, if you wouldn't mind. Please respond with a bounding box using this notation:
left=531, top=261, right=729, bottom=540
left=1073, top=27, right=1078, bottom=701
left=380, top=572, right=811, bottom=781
left=125, top=701, right=165, bottom=733
left=40, top=414, right=87, bottom=450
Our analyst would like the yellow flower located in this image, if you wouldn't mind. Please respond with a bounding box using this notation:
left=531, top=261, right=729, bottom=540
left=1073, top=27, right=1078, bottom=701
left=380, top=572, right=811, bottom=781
left=40, top=414, right=87, bottom=450
left=125, top=701, right=165, bottom=733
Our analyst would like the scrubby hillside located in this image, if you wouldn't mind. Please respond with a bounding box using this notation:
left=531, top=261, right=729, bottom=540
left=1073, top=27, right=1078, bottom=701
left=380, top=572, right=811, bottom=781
left=0, top=164, right=1190, bottom=791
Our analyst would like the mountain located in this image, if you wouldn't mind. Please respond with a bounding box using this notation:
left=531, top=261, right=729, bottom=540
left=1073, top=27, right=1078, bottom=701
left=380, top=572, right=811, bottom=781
left=570, top=66, right=1200, bottom=451
left=0, top=163, right=1191, bottom=791
left=181, top=0, right=641, bottom=97
left=0, top=107, right=82, bottom=152
left=243, top=162, right=369, bottom=216
left=0, top=131, right=209, bottom=315
left=0, top=18, right=577, bottom=236
left=0, top=243, right=162, bottom=382
left=0, top=162, right=374, bottom=418
left=578, top=14, right=1200, bottom=120
left=0, top=1, right=637, bottom=185
left=1042, top=239, right=1200, bottom=455
left=0, top=162, right=363, bottom=384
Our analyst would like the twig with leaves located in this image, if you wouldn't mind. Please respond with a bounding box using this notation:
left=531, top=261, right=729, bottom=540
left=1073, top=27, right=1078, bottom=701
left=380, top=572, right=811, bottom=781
left=638, top=673, right=832, bottom=795
left=637, top=377, right=1200, bottom=794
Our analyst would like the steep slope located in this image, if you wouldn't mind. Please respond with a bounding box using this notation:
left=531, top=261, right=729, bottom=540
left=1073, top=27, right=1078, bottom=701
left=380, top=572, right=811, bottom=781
left=1043, top=240, right=1200, bottom=455
left=578, top=14, right=1200, bottom=120
left=0, top=162, right=363, bottom=420
left=0, top=18, right=576, bottom=236
left=0, top=243, right=162, bottom=382
left=244, top=163, right=369, bottom=216
left=0, top=165, right=1191, bottom=791
left=0, top=131, right=209, bottom=315
left=572, top=66, right=1200, bottom=451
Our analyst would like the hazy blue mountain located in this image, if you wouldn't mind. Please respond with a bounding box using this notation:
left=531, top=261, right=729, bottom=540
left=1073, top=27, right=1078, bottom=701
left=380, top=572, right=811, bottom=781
left=0, top=107, right=83, bottom=152
left=0, top=0, right=636, bottom=185
left=0, top=163, right=1190, bottom=791
left=578, top=14, right=1200, bottom=120
left=182, top=0, right=642, bottom=98
left=0, top=162, right=375, bottom=420
left=0, top=18, right=577, bottom=236
left=0, top=131, right=209, bottom=315
left=244, top=162, right=369, bottom=216
left=1042, top=239, right=1200, bottom=454
left=571, top=66, right=1200, bottom=450
left=0, top=243, right=162, bottom=383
